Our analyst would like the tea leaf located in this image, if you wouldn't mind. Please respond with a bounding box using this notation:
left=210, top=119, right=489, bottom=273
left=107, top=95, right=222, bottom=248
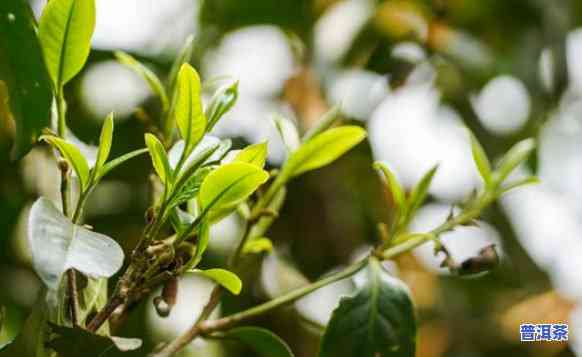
left=494, top=138, right=536, bottom=184
left=281, top=126, right=366, bottom=179
left=199, top=162, right=269, bottom=212
left=302, top=104, right=342, bottom=142
left=145, top=133, right=172, bottom=186
left=175, top=64, right=206, bottom=152
left=191, top=268, right=242, bottom=295
left=468, top=130, right=492, bottom=185
left=94, top=113, right=113, bottom=173
left=405, top=165, right=438, bottom=220
left=47, top=324, right=142, bottom=356
left=206, top=81, right=238, bottom=130
left=0, top=0, right=52, bottom=159
left=243, top=237, right=273, bottom=254
left=320, top=259, right=416, bottom=357
left=115, top=51, right=169, bottom=111
left=219, top=327, right=294, bottom=357
left=38, top=0, right=95, bottom=88
left=99, top=148, right=148, bottom=178
left=41, top=136, right=90, bottom=191
left=373, top=162, right=405, bottom=211
left=27, top=198, right=124, bottom=290
left=272, top=113, right=300, bottom=152
left=234, top=142, right=268, bottom=168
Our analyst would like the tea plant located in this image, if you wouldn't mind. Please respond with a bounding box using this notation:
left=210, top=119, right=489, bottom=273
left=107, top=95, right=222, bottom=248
left=0, top=0, right=538, bottom=356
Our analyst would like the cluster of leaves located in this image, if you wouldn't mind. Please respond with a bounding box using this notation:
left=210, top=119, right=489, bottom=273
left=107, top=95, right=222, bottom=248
left=0, top=0, right=540, bottom=356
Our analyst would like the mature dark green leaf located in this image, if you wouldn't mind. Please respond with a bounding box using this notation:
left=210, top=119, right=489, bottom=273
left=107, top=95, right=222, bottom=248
left=221, top=327, right=294, bottom=357
left=0, top=0, right=52, bottom=159
left=47, top=324, right=142, bottom=357
left=319, top=259, right=416, bottom=357
left=191, top=268, right=242, bottom=295
left=281, top=126, right=366, bottom=179
left=28, top=198, right=124, bottom=290
left=38, top=0, right=95, bottom=88
left=0, top=298, right=51, bottom=357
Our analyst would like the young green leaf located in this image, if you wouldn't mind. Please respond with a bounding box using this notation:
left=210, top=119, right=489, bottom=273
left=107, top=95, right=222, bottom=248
left=243, top=237, right=273, bottom=254
left=302, top=104, right=342, bottom=142
left=405, top=164, right=438, bottom=219
left=188, top=219, right=209, bottom=269
left=272, top=113, right=300, bottom=152
left=0, top=0, right=52, bottom=159
left=28, top=198, right=124, bottom=290
left=167, top=35, right=195, bottom=96
left=94, top=113, right=114, bottom=173
left=175, top=64, right=206, bottom=152
left=99, top=148, right=148, bottom=178
left=500, top=176, right=540, bottom=194
left=234, top=142, right=268, bottom=167
left=145, top=133, right=172, bottom=186
left=206, top=81, right=239, bottom=131
left=319, top=259, right=416, bottom=357
left=494, top=138, right=536, bottom=184
left=191, top=268, right=242, bottom=295
left=281, top=126, right=366, bottom=179
left=219, top=327, right=294, bottom=357
left=373, top=162, right=405, bottom=211
left=198, top=162, right=269, bottom=212
left=38, top=0, right=96, bottom=88
left=114, top=51, right=169, bottom=111
left=468, top=130, right=492, bottom=185
left=41, top=136, right=90, bottom=191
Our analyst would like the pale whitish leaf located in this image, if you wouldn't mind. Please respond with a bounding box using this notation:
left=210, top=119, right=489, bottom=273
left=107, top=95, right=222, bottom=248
left=234, top=142, right=268, bottom=167
left=41, top=136, right=90, bottom=191
left=114, top=51, right=169, bottom=111
left=145, top=133, right=172, bottom=186
left=198, top=162, right=269, bottom=212
left=272, top=113, right=300, bottom=152
left=219, top=327, right=294, bottom=357
left=175, top=64, right=206, bottom=152
left=281, top=126, right=366, bottom=179
left=38, top=0, right=95, bottom=87
left=27, top=198, right=124, bottom=290
left=468, top=130, right=492, bottom=185
left=319, top=259, right=416, bottom=357
left=191, top=268, right=242, bottom=295
left=94, top=113, right=114, bottom=173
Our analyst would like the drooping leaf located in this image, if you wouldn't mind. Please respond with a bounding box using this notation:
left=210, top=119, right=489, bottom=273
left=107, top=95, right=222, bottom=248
left=220, top=327, right=294, bottom=357
left=373, top=162, right=405, bottom=211
left=272, top=113, right=300, bottom=152
left=206, top=81, right=239, bottom=130
left=0, top=0, right=52, bottom=159
left=198, top=162, right=269, bottom=212
left=319, top=259, right=416, bottom=357
left=234, top=142, right=268, bottom=167
left=175, top=63, right=206, bottom=152
left=281, top=126, right=366, bottom=179
left=115, top=51, right=169, bottom=111
left=191, top=268, right=242, bottom=295
left=41, top=136, right=90, bottom=191
left=27, top=198, right=125, bottom=290
left=243, top=237, right=273, bottom=254
left=145, top=133, right=173, bottom=186
left=94, top=113, right=113, bottom=173
left=468, top=130, right=492, bottom=185
left=302, top=104, right=342, bottom=142
left=494, top=138, right=536, bottom=184
left=99, top=148, right=148, bottom=178
left=38, top=0, right=96, bottom=88
left=47, top=324, right=142, bottom=357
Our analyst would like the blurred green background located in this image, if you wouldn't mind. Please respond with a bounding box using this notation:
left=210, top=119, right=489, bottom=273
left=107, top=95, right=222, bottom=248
left=2, top=0, right=582, bottom=356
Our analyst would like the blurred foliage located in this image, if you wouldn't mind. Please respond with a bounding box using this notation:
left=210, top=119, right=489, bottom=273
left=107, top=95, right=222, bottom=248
left=1, top=0, right=581, bottom=356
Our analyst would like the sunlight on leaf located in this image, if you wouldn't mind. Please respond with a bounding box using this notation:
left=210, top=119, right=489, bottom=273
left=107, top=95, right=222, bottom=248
left=234, top=142, right=268, bottom=167
left=41, top=136, right=90, bottom=191
left=191, top=268, right=242, bottom=295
